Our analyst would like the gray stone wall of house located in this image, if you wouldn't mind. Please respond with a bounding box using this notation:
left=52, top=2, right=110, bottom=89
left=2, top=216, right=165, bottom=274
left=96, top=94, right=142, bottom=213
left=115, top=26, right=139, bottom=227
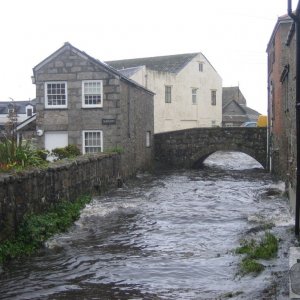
left=34, top=45, right=154, bottom=175
left=35, top=49, right=120, bottom=149
left=118, top=81, right=154, bottom=175
left=0, top=154, right=122, bottom=241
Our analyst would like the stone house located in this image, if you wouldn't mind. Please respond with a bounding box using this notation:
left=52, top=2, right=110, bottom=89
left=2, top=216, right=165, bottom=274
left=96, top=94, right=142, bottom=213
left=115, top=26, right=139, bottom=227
left=32, top=42, right=154, bottom=174
left=267, top=14, right=297, bottom=209
left=107, top=52, right=222, bottom=133
left=222, top=86, right=260, bottom=127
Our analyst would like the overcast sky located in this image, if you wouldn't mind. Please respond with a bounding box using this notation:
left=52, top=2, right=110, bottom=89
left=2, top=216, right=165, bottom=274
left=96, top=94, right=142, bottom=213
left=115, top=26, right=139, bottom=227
left=0, top=0, right=296, bottom=114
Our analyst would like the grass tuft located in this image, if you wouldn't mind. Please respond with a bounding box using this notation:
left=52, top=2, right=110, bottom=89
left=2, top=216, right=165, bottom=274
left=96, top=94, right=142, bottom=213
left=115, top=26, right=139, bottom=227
left=236, top=231, right=278, bottom=275
left=240, top=257, right=265, bottom=274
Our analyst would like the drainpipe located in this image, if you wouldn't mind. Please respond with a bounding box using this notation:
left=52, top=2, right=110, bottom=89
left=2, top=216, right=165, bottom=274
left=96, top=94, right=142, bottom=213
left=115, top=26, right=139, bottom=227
left=288, top=0, right=300, bottom=235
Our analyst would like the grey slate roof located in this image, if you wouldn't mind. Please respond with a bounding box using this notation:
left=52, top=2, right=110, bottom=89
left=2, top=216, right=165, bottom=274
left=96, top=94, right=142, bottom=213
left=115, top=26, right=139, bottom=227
left=222, top=100, right=260, bottom=123
left=118, top=66, right=143, bottom=77
left=0, top=99, right=36, bottom=115
left=106, top=53, right=200, bottom=73
left=222, top=86, right=247, bottom=106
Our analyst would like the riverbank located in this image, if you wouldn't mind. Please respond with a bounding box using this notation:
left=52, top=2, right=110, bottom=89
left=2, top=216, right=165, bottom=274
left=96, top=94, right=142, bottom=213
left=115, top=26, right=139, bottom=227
left=0, top=153, right=124, bottom=242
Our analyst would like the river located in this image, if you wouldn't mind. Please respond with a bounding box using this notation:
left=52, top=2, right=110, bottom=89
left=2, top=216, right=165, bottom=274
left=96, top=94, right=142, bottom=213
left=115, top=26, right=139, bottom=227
left=0, top=151, right=297, bottom=299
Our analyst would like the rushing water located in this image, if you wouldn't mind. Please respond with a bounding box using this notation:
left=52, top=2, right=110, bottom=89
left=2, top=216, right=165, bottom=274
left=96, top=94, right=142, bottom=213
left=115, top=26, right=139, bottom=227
left=0, top=151, right=296, bottom=300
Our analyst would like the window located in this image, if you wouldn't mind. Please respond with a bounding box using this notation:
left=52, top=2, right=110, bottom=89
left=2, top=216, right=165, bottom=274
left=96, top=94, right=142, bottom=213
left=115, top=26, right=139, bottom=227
left=192, top=88, right=197, bottom=104
left=82, top=130, right=103, bottom=154
left=146, top=131, right=151, bottom=147
left=165, top=86, right=172, bottom=103
left=45, top=82, right=67, bottom=108
left=82, top=80, right=103, bottom=108
left=211, top=90, right=217, bottom=106
left=199, top=62, right=204, bottom=72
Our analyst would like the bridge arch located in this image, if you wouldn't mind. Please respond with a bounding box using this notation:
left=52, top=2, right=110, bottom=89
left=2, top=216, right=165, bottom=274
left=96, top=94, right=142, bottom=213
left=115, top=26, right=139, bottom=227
left=154, top=127, right=267, bottom=169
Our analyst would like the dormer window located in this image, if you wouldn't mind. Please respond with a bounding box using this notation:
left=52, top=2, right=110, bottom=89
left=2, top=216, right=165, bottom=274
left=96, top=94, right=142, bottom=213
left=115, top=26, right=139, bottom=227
left=27, top=108, right=33, bottom=117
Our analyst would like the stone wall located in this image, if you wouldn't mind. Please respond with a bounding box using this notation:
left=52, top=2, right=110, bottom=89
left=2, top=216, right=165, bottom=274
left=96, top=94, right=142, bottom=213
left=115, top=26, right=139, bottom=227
left=154, top=127, right=267, bottom=169
left=0, top=153, right=124, bottom=241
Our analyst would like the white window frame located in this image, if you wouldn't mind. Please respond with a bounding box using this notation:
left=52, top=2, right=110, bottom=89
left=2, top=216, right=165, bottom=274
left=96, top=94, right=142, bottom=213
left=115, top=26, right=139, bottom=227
left=82, top=80, right=103, bottom=108
left=45, top=81, right=68, bottom=109
left=192, top=88, right=197, bottom=105
left=82, top=130, right=103, bottom=154
left=26, top=105, right=33, bottom=117
left=146, top=131, right=151, bottom=147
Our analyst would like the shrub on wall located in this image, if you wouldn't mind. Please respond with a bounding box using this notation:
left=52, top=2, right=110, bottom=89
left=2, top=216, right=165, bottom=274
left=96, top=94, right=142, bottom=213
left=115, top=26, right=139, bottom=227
left=51, top=145, right=81, bottom=160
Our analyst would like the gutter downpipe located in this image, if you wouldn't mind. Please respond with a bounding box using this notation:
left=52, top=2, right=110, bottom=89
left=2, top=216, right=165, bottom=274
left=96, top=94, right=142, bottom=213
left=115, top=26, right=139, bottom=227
left=288, top=0, right=300, bottom=236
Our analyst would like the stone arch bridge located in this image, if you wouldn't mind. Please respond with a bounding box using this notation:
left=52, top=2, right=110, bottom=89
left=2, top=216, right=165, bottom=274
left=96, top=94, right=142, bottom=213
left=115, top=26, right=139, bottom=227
left=154, top=127, right=268, bottom=169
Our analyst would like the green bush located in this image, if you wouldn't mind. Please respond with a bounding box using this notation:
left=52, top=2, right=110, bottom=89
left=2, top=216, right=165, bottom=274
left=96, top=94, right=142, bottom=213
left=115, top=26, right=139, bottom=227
left=0, top=139, right=47, bottom=172
left=51, top=144, right=81, bottom=160
left=105, top=146, right=124, bottom=154
left=0, top=195, right=91, bottom=266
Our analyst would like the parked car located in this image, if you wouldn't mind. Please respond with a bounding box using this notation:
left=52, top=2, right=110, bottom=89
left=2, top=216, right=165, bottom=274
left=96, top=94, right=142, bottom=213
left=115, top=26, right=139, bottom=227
left=240, top=121, right=257, bottom=127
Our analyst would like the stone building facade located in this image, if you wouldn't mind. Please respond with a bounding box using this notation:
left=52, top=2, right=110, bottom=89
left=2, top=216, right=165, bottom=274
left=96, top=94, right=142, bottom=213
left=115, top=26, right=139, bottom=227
left=32, top=42, right=154, bottom=174
left=267, top=14, right=297, bottom=209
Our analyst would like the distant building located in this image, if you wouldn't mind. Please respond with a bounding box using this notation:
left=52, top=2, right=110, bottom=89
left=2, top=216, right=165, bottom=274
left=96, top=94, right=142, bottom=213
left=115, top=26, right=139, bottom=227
left=32, top=42, right=154, bottom=173
left=0, top=100, right=36, bottom=141
left=0, top=100, right=35, bottom=127
left=222, top=86, right=260, bottom=127
left=107, top=52, right=222, bottom=133
left=267, top=14, right=296, bottom=208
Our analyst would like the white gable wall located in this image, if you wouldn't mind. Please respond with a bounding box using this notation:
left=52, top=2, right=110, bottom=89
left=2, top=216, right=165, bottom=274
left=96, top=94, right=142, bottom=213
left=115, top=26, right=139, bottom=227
left=123, top=53, right=222, bottom=133
left=176, top=53, right=222, bottom=129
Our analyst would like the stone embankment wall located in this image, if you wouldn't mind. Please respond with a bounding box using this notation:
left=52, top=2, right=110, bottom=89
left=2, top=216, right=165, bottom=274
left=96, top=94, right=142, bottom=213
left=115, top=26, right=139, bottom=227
left=0, top=153, right=124, bottom=241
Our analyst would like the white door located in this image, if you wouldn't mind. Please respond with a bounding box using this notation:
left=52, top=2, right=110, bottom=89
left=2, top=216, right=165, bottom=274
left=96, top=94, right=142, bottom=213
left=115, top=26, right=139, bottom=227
left=45, top=131, right=68, bottom=152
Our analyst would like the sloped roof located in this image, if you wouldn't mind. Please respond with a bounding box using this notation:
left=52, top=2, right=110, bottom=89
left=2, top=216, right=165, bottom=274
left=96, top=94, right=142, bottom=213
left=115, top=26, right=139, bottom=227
left=223, top=99, right=260, bottom=122
left=222, top=86, right=247, bottom=106
left=0, top=99, right=36, bottom=115
left=118, top=66, right=143, bottom=77
left=33, top=42, right=154, bottom=95
left=266, top=14, right=293, bottom=52
left=106, top=53, right=200, bottom=73
left=242, top=105, right=260, bottom=117
left=16, top=114, right=36, bottom=131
